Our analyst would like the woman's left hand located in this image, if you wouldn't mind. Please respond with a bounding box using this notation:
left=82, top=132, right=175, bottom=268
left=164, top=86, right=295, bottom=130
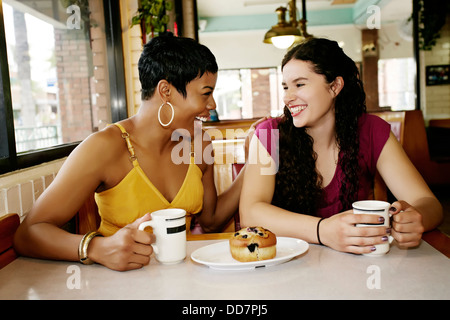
left=389, top=200, right=425, bottom=248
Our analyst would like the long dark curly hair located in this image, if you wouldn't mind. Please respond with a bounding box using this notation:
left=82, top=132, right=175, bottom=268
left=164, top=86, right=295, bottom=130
left=271, top=38, right=366, bottom=215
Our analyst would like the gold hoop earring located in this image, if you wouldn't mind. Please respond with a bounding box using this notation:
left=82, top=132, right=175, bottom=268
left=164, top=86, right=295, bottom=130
left=158, top=102, right=175, bottom=127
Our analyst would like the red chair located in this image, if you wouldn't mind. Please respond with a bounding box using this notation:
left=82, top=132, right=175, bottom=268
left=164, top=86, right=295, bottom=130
left=0, top=213, right=20, bottom=269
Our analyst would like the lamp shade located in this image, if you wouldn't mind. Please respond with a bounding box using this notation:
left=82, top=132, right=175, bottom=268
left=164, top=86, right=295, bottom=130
left=263, top=5, right=303, bottom=49
left=271, top=36, right=297, bottom=49
left=263, top=0, right=312, bottom=49
left=263, top=25, right=302, bottom=43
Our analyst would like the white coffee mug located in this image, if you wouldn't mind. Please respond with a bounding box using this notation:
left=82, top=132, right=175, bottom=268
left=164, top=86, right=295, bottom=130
left=138, top=208, right=187, bottom=264
left=352, top=200, right=393, bottom=256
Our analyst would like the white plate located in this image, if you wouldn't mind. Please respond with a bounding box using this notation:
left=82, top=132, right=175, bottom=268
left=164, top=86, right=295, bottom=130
left=191, top=237, right=309, bottom=270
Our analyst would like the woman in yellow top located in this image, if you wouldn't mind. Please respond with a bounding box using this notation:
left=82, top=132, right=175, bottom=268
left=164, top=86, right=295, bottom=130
left=14, top=34, right=251, bottom=271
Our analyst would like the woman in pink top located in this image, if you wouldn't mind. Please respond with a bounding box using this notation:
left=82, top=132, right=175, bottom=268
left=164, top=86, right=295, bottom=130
left=240, top=38, right=443, bottom=254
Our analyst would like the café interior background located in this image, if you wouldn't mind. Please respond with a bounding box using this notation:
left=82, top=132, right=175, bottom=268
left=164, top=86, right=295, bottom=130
left=0, top=0, right=449, bottom=234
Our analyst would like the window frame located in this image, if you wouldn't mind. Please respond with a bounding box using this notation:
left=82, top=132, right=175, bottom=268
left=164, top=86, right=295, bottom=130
left=0, top=0, right=127, bottom=175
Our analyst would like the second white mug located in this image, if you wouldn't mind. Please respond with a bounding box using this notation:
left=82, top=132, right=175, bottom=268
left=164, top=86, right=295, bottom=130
left=352, top=200, right=393, bottom=256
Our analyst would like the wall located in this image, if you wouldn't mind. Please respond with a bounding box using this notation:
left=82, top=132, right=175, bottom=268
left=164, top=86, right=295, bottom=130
left=120, top=0, right=143, bottom=116
left=0, top=159, right=65, bottom=220
left=421, top=12, right=450, bottom=122
left=54, top=27, right=94, bottom=142
left=199, top=24, right=363, bottom=70
left=378, top=23, right=414, bottom=59
left=90, top=0, right=112, bottom=129
left=199, top=23, right=415, bottom=69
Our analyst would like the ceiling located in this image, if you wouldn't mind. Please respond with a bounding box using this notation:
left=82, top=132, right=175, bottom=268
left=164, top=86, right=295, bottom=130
left=197, top=0, right=412, bottom=24
left=197, top=0, right=356, bottom=17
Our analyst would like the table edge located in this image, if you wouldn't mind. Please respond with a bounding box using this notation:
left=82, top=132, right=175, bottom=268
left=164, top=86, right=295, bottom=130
left=422, top=229, right=450, bottom=258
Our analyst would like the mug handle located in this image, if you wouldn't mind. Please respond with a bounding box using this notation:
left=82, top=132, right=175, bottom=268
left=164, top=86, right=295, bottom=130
left=138, top=221, right=159, bottom=254
left=388, top=212, right=394, bottom=244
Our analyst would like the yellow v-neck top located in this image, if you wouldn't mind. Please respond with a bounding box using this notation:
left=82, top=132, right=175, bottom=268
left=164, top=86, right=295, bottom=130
left=95, top=123, right=204, bottom=236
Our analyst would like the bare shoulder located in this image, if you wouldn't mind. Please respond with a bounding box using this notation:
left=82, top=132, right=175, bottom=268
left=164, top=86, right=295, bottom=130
left=75, top=125, right=124, bottom=161
left=57, top=125, right=127, bottom=183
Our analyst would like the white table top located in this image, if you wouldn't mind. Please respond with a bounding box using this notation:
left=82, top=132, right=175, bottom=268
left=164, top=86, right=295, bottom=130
left=0, top=238, right=448, bottom=300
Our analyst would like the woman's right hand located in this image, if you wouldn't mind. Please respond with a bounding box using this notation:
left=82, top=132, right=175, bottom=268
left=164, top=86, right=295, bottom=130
left=89, top=213, right=155, bottom=271
left=318, top=210, right=390, bottom=254
left=244, top=116, right=271, bottom=161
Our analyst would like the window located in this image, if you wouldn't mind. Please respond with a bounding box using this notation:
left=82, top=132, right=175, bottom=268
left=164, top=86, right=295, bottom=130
left=378, top=58, right=416, bottom=111
left=213, top=67, right=284, bottom=120
left=0, top=0, right=126, bottom=174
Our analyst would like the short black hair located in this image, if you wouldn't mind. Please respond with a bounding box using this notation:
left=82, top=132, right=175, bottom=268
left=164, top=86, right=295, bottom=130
left=138, top=33, right=218, bottom=100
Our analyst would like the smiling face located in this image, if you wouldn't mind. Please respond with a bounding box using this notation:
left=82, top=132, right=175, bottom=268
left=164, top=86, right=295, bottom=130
left=170, top=71, right=218, bottom=131
left=282, top=59, right=339, bottom=129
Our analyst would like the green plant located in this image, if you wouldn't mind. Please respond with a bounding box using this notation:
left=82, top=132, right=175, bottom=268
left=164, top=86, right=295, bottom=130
left=131, top=0, right=173, bottom=39
left=412, top=0, right=449, bottom=51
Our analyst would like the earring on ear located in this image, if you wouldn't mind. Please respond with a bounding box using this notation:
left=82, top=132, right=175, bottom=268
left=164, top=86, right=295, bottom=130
left=158, top=101, right=175, bottom=127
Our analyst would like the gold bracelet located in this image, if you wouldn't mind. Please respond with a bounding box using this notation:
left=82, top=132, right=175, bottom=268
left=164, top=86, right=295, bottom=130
left=78, top=231, right=102, bottom=265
